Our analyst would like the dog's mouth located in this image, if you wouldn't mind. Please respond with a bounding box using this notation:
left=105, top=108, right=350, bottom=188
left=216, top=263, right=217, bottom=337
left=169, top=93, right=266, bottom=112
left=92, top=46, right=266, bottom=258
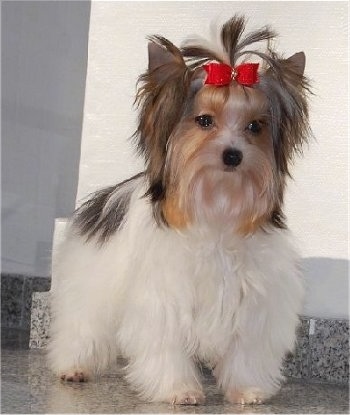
left=223, top=165, right=241, bottom=173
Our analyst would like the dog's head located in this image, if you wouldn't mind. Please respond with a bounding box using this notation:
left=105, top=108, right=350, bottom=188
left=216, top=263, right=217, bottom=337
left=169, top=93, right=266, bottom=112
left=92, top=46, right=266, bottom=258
left=134, top=15, right=311, bottom=234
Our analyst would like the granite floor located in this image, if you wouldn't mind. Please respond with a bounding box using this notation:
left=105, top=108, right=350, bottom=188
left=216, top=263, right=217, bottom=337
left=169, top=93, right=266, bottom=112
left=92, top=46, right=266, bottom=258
left=1, top=330, right=349, bottom=414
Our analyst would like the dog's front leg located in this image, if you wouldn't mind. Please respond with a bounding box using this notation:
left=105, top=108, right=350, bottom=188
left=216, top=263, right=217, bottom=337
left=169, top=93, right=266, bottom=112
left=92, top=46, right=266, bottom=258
left=118, top=300, right=204, bottom=405
left=213, top=332, right=283, bottom=405
left=125, top=346, right=205, bottom=405
left=212, top=291, right=300, bottom=405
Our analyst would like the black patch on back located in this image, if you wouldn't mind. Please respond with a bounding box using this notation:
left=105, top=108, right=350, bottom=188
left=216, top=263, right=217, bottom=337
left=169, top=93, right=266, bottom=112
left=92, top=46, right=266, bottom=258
left=73, top=173, right=144, bottom=244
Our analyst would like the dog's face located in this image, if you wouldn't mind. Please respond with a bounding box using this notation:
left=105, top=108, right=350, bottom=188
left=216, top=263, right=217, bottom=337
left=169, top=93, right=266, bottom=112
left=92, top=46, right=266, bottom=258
left=164, top=82, right=276, bottom=233
left=134, top=16, right=310, bottom=234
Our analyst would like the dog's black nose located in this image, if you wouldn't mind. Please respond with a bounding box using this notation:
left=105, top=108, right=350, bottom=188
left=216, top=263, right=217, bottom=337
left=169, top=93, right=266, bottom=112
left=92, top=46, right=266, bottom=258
left=222, top=148, right=243, bottom=167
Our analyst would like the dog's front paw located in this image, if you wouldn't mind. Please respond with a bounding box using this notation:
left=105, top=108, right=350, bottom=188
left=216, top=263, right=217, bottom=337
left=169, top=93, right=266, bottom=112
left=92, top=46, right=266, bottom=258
left=60, top=370, right=89, bottom=382
left=225, top=387, right=269, bottom=405
left=170, top=390, right=205, bottom=405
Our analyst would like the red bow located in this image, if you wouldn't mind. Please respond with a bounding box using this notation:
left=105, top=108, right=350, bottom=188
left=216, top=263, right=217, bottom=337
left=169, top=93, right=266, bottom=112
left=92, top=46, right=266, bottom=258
left=203, top=62, right=259, bottom=87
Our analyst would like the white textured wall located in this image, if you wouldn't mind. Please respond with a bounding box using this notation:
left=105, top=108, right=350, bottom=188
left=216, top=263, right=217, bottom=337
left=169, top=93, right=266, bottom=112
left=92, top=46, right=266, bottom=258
left=77, top=1, right=348, bottom=318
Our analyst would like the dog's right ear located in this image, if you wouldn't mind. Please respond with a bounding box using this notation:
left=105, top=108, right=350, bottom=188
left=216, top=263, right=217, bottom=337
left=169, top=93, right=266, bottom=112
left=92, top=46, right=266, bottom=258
left=148, top=41, right=175, bottom=72
left=147, top=36, right=187, bottom=81
left=135, top=36, right=191, bottom=216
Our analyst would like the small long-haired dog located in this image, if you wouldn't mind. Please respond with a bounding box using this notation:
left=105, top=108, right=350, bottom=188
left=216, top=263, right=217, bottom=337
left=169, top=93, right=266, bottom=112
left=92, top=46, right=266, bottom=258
left=49, top=16, right=311, bottom=405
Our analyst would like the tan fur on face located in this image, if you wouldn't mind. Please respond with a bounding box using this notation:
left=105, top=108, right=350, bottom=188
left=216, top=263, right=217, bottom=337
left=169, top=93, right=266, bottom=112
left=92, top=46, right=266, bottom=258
left=162, top=194, right=189, bottom=229
left=163, top=83, right=278, bottom=234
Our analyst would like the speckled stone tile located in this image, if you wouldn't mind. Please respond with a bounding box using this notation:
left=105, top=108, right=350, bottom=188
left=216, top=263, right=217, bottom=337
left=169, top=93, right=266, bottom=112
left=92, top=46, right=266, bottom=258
left=1, top=327, right=30, bottom=349
left=1, top=274, right=24, bottom=328
left=310, top=319, right=349, bottom=384
left=1, top=348, right=349, bottom=414
left=29, top=292, right=51, bottom=349
left=22, top=277, right=34, bottom=330
left=1, top=273, right=51, bottom=330
left=23, top=277, right=51, bottom=330
left=31, top=275, right=51, bottom=293
left=283, top=318, right=310, bottom=379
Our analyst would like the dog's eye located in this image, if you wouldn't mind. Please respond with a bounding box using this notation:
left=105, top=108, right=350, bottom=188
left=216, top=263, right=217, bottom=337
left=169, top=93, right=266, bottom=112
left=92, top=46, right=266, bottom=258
left=246, top=120, right=263, bottom=135
left=195, top=114, right=214, bottom=129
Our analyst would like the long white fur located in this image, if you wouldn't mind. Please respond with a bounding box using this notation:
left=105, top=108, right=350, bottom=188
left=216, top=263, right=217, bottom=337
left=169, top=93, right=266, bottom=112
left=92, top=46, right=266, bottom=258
left=48, top=174, right=303, bottom=403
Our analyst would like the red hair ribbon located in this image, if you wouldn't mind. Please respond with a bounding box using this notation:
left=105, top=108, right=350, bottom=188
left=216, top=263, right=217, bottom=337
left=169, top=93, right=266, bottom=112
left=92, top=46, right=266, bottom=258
left=203, top=62, right=259, bottom=87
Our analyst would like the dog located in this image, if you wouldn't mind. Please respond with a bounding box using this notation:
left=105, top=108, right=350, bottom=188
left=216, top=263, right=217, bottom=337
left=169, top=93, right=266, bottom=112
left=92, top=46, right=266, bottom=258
left=48, top=15, right=311, bottom=406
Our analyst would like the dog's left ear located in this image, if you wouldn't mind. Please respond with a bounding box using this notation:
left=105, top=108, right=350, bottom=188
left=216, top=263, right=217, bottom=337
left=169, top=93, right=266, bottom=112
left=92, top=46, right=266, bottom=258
left=260, top=50, right=310, bottom=177
left=265, top=51, right=306, bottom=86
left=286, top=51, right=305, bottom=76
